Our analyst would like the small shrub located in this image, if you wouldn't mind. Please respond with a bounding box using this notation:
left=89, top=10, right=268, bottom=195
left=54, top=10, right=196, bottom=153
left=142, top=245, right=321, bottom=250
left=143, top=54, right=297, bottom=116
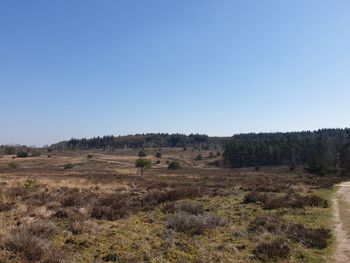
left=155, top=160, right=161, bottom=164
left=243, top=192, right=267, bottom=204
left=263, top=194, right=328, bottom=210
left=176, top=202, right=204, bottom=215
left=304, top=161, right=336, bottom=176
left=209, top=160, right=221, bottom=167
left=24, top=179, right=39, bottom=191
left=101, top=253, right=118, bottom=262
left=91, top=195, right=130, bottom=220
left=263, top=195, right=290, bottom=209
left=63, top=163, right=74, bottom=170
left=30, top=151, right=41, bottom=157
left=16, top=151, right=29, bottom=158
left=287, top=224, right=330, bottom=249
left=138, top=149, right=147, bottom=158
left=208, top=152, right=215, bottom=158
left=68, top=220, right=85, bottom=235
left=167, top=212, right=228, bottom=235
left=40, top=247, right=67, bottom=263
left=8, top=162, right=19, bottom=169
left=25, top=220, right=58, bottom=238
left=155, top=152, right=162, bottom=158
left=301, top=194, right=328, bottom=208
left=195, top=154, right=203, bottom=161
left=253, top=238, right=290, bottom=261
left=61, top=194, right=78, bottom=207
left=87, top=154, right=93, bottom=159
left=0, top=201, right=15, bottom=212
left=248, top=214, right=286, bottom=234
left=168, top=161, right=181, bottom=170
left=3, top=222, right=57, bottom=261
left=53, top=210, right=69, bottom=218
left=142, top=186, right=204, bottom=208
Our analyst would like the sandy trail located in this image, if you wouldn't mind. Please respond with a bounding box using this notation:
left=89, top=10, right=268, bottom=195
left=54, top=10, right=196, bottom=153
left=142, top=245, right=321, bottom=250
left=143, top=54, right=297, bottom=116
left=332, top=182, right=350, bottom=262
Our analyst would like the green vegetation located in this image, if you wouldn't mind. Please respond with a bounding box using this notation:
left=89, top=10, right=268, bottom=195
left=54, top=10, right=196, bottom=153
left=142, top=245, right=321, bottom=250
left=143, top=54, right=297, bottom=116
left=8, top=162, right=19, bottom=169
left=168, top=161, right=181, bottom=170
left=135, top=158, right=152, bottom=175
left=16, top=151, right=29, bottom=158
left=304, top=161, right=338, bottom=176
left=138, top=149, right=147, bottom=158
left=63, top=163, right=74, bottom=170
left=223, top=129, right=348, bottom=169
left=30, top=151, right=41, bottom=157
left=195, top=154, right=203, bottom=161
left=340, top=130, right=350, bottom=174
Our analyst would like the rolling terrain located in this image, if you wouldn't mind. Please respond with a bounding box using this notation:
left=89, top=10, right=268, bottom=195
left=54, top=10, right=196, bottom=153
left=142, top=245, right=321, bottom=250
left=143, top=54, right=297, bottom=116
left=0, top=148, right=347, bottom=262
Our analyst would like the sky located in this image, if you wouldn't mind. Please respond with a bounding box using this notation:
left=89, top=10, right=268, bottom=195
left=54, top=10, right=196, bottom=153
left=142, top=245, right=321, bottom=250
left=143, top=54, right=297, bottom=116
left=0, top=0, right=350, bottom=146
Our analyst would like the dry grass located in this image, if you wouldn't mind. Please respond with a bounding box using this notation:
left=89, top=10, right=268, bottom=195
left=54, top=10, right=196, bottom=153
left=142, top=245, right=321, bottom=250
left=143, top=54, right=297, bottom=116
left=0, top=149, right=344, bottom=262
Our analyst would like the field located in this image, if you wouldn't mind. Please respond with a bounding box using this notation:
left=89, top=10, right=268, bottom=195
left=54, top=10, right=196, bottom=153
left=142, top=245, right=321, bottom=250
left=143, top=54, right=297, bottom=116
left=0, top=148, right=344, bottom=262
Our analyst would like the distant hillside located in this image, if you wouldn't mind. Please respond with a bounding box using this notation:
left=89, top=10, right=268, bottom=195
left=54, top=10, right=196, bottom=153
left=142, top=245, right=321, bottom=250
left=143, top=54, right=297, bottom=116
left=49, top=133, right=230, bottom=151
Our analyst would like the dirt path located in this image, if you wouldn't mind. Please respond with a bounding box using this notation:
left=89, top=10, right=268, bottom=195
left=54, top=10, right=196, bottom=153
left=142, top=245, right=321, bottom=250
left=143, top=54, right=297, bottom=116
left=332, top=182, right=350, bottom=262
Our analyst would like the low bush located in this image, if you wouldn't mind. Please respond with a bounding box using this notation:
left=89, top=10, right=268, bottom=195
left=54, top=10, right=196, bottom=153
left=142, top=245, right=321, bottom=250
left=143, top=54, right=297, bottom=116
left=301, top=194, right=329, bottom=208
left=287, top=224, right=331, bottom=249
left=25, top=220, right=58, bottom=239
left=304, top=161, right=338, bottom=176
left=155, top=152, right=162, bottom=158
left=142, top=186, right=204, bottom=208
left=208, top=160, right=222, bottom=167
left=208, top=152, right=215, bottom=158
left=61, top=194, right=79, bottom=207
left=248, top=214, right=286, bottom=234
left=168, top=161, right=181, bottom=170
left=63, top=163, right=74, bottom=170
left=263, top=194, right=328, bottom=209
left=101, top=253, right=118, bottom=262
left=195, top=154, right=203, bottom=161
left=3, top=221, right=58, bottom=262
left=167, top=212, right=228, bottom=235
left=0, top=201, right=15, bottom=212
left=16, top=152, right=29, bottom=158
left=176, top=202, right=204, bottom=215
left=4, top=229, right=48, bottom=261
left=30, top=151, right=41, bottom=157
left=91, top=194, right=130, bottom=220
left=243, top=192, right=267, bottom=204
left=24, top=179, right=40, bottom=191
left=253, top=238, right=290, bottom=261
left=8, top=162, right=19, bottom=169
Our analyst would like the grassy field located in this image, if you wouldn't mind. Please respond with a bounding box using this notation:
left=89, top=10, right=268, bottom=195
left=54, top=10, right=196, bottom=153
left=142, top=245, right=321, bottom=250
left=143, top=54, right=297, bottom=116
left=0, top=148, right=344, bottom=262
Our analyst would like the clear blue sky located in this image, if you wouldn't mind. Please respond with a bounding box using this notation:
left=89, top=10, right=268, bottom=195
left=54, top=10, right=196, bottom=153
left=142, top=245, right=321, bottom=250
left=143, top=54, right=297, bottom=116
left=1, top=1, right=349, bottom=146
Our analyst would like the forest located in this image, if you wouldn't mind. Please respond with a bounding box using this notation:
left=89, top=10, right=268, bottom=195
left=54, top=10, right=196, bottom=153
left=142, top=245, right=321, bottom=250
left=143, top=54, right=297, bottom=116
left=223, top=129, right=349, bottom=170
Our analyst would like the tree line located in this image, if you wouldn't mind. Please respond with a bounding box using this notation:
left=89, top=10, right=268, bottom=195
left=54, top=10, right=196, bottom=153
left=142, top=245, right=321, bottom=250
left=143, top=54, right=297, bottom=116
left=223, top=129, right=349, bottom=171
left=49, top=133, right=228, bottom=151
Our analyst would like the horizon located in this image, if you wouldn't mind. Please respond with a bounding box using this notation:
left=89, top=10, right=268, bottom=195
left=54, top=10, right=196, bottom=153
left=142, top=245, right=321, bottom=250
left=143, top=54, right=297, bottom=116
left=2, top=127, right=348, bottom=147
left=1, top=1, right=350, bottom=146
